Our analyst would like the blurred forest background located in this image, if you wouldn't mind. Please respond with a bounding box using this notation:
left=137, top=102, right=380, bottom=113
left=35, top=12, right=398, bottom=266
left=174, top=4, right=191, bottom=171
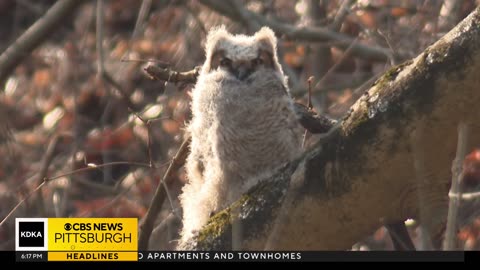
left=1, top=0, right=480, bottom=251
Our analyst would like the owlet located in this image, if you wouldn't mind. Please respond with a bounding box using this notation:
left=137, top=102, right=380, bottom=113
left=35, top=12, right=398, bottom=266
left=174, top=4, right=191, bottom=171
left=179, top=26, right=303, bottom=247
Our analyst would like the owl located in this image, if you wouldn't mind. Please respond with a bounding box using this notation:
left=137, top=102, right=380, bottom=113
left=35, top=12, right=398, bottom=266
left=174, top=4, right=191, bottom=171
left=178, top=26, right=303, bottom=247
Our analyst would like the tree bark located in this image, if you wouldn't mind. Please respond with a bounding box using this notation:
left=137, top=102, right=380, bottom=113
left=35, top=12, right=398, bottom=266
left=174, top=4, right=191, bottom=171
left=180, top=6, right=480, bottom=250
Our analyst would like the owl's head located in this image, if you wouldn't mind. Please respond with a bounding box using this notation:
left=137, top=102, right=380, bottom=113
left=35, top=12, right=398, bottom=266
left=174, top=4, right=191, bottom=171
left=202, top=26, right=284, bottom=81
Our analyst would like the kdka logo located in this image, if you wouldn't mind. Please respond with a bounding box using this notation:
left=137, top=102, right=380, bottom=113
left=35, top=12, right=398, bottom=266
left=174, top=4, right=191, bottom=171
left=16, top=218, right=48, bottom=251
left=19, top=222, right=43, bottom=247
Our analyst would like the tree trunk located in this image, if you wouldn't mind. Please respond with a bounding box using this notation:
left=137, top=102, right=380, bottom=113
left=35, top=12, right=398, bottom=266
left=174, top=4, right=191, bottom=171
left=180, top=6, right=480, bottom=251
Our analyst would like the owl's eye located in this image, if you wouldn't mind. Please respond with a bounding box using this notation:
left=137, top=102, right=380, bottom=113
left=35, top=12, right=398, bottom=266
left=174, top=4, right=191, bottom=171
left=252, top=58, right=263, bottom=66
left=220, top=58, right=232, bottom=67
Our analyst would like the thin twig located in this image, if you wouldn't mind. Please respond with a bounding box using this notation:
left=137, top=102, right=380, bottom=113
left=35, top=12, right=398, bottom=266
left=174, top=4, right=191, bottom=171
left=376, top=29, right=397, bottom=66
left=102, top=71, right=139, bottom=111
left=307, top=76, right=314, bottom=110
left=0, top=182, right=46, bottom=228
left=48, top=161, right=152, bottom=182
left=34, top=134, right=65, bottom=216
left=0, top=160, right=154, bottom=228
left=129, top=109, right=154, bottom=167
left=129, top=109, right=178, bottom=216
left=122, top=0, right=152, bottom=62
left=453, top=191, right=480, bottom=201
left=96, top=0, right=105, bottom=75
left=184, top=4, right=208, bottom=36
left=327, top=73, right=381, bottom=113
left=443, top=122, right=469, bottom=250
left=96, top=0, right=139, bottom=112
left=121, top=58, right=169, bottom=65
left=313, top=36, right=359, bottom=91
left=138, top=136, right=191, bottom=250
left=302, top=76, right=315, bottom=148
left=79, top=171, right=144, bottom=217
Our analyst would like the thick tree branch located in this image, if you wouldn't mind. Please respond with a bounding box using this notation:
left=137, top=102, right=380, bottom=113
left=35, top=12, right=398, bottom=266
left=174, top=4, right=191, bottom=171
left=199, top=0, right=397, bottom=62
left=0, top=0, right=83, bottom=86
left=179, top=7, right=480, bottom=250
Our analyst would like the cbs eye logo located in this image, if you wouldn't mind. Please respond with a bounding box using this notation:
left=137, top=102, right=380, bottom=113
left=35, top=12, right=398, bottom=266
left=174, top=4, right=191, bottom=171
left=62, top=222, right=91, bottom=231
left=15, top=218, right=48, bottom=251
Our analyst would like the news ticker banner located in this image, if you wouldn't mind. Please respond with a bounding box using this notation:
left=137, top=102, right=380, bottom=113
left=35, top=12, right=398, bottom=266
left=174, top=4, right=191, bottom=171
left=12, top=250, right=468, bottom=262
left=15, top=218, right=137, bottom=262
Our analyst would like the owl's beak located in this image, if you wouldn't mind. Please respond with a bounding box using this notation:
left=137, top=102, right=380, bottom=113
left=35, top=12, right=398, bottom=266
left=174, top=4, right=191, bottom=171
left=233, top=62, right=252, bottom=80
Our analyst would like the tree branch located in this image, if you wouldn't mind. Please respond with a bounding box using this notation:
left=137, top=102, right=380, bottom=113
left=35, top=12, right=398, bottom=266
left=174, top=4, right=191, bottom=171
left=143, top=64, right=201, bottom=84
left=199, top=0, right=398, bottom=62
left=0, top=0, right=83, bottom=86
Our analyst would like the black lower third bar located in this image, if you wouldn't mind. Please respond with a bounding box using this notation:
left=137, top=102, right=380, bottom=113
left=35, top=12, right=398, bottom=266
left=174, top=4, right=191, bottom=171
left=16, top=251, right=48, bottom=262
left=137, top=251, right=465, bottom=262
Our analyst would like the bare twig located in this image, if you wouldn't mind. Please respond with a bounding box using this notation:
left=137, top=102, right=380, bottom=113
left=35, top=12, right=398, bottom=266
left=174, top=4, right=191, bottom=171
left=129, top=109, right=176, bottom=213
left=443, top=122, right=469, bottom=250
left=0, top=182, right=47, bottom=228
left=302, top=76, right=315, bottom=148
left=129, top=109, right=154, bottom=167
left=305, top=0, right=331, bottom=90
left=455, top=191, right=480, bottom=201
left=199, top=0, right=396, bottom=62
left=0, top=0, right=83, bottom=85
left=0, top=160, right=152, bottom=228
left=184, top=4, right=208, bottom=36
left=101, top=72, right=139, bottom=111
left=327, top=73, right=381, bottom=113
left=144, top=64, right=201, bottom=84
left=34, top=134, right=66, bottom=216
left=313, top=37, right=359, bottom=91
left=122, top=0, right=152, bottom=61
left=49, top=161, right=152, bottom=182
left=376, top=29, right=397, bottom=66
left=138, top=136, right=191, bottom=250
left=95, top=0, right=139, bottom=112
left=438, top=0, right=462, bottom=32
left=79, top=172, right=144, bottom=217
left=307, top=76, right=314, bottom=110
left=96, top=0, right=105, bottom=75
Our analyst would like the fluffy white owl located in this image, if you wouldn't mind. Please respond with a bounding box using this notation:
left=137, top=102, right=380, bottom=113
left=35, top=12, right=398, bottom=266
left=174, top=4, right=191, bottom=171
left=179, top=26, right=303, bottom=247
